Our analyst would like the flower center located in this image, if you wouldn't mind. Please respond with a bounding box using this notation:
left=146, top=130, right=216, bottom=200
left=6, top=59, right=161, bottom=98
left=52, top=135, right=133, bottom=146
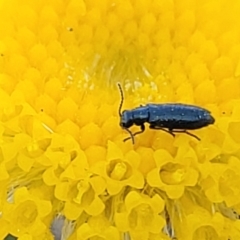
left=16, top=200, right=38, bottom=228
left=129, top=203, right=154, bottom=229
left=107, top=160, right=131, bottom=181
left=160, top=163, right=186, bottom=185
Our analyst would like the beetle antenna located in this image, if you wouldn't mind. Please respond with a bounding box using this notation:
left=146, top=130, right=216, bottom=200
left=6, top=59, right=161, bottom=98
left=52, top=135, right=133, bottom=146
left=117, top=83, right=124, bottom=117
left=123, top=128, right=135, bottom=144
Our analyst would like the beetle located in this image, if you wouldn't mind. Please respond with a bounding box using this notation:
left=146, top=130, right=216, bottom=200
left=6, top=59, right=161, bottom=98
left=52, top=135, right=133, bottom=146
left=117, top=83, right=215, bottom=144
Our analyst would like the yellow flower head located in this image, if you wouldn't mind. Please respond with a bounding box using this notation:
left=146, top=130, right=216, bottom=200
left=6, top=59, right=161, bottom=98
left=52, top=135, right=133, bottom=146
left=0, top=0, right=240, bottom=239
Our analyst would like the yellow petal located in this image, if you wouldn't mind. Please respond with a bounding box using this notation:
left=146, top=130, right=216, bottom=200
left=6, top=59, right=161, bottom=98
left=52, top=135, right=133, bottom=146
left=18, top=234, right=33, bottom=240
left=54, top=182, right=69, bottom=201
left=0, top=163, right=9, bottom=180
left=0, top=219, right=9, bottom=239
left=64, top=201, right=83, bottom=220
left=89, top=176, right=106, bottom=194
left=17, top=153, right=35, bottom=172
left=107, top=141, right=124, bottom=161
left=85, top=196, right=105, bottom=216
left=42, top=167, right=59, bottom=186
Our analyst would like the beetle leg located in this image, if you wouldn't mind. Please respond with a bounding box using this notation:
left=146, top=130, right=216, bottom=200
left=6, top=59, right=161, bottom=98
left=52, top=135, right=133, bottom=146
left=132, top=124, right=145, bottom=137
left=123, top=124, right=145, bottom=143
left=149, top=125, right=175, bottom=137
left=170, top=129, right=200, bottom=141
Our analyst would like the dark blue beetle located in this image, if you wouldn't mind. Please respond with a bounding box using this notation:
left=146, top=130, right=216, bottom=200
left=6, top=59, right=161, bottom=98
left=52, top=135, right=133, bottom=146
left=118, top=83, right=215, bottom=144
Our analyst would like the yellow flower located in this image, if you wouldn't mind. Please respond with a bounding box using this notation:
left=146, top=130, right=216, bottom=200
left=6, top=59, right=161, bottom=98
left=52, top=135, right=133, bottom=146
left=115, top=191, right=165, bottom=238
left=91, top=141, right=144, bottom=195
left=1, top=0, right=240, bottom=239
left=200, top=156, right=240, bottom=206
left=55, top=176, right=106, bottom=220
left=3, top=187, right=51, bottom=238
left=147, top=147, right=198, bottom=199
left=181, top=209, right=227, bottom=240
left=77, top=215, right=120, bottom=240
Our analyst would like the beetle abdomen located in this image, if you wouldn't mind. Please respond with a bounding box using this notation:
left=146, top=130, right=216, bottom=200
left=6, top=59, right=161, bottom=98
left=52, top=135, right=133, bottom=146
left=147, top=103, right=215, bottom=130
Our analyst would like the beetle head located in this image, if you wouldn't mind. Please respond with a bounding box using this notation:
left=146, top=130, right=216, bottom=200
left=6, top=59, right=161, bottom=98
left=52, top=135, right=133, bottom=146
left=120, top=110, right=133, bottom=128
left=208, top=114, right=215, bottom=124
